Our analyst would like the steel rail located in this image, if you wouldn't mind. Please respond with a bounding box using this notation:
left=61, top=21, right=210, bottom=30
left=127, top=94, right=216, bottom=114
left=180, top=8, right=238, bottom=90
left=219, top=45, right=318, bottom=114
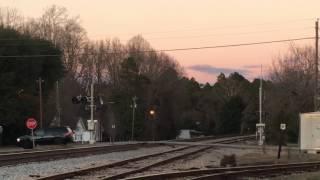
left=174, top=134, right=255, bottom=142
left=38, top=136, right=251, bottom=180
left=123, top=161, right=320, bottom=180
left=0, top=135, right=253, bottom=167
left=37, top=145, right=195, bottom=180
left=102, top=146, right=212, bottom=180
left=210, top=135, right=255, bottom=144
left=0, top=143, right=154, bottom=167
left=190, top=164, right=320, bottom=180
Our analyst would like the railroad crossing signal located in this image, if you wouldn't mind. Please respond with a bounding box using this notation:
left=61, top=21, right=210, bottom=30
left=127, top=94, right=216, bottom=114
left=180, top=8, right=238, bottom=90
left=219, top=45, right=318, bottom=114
left=72, top=95, right=88, bottom=104
left=72, top=96, right=81, bottom=104
left=72, top=96, right=103, bottom=105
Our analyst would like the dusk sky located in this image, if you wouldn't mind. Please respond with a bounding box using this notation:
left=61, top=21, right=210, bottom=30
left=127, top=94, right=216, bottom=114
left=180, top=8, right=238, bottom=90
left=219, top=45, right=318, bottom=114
left=1, top=0, right=318, bottom=83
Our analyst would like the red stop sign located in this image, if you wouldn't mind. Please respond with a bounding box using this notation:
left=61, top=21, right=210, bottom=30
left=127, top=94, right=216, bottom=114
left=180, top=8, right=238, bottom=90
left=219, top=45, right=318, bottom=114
left=26, top=118, right=37, bottom=129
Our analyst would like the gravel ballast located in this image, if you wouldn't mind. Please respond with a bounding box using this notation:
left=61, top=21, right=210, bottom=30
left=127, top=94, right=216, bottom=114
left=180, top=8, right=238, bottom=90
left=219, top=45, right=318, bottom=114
left=0, top=145, right=181, bottom=180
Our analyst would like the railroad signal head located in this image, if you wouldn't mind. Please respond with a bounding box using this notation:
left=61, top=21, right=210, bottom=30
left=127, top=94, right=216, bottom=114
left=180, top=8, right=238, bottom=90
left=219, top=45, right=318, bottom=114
left=72, top=95, right=88, bottom=104
left=81, top=96, right=88, bottom=104
left=72, top=96, right=81, bottom=104
left=72, top=96, right=94, bottom=104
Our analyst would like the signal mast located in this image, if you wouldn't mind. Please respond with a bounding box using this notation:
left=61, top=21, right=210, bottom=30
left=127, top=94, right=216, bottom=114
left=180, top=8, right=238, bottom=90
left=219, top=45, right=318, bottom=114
left=256, top=65, right=265, bottom=145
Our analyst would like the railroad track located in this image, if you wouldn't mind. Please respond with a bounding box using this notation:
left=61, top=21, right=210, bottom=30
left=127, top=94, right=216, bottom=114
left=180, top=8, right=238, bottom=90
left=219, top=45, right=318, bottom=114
left=0, top=134, right=253, bottom=168
left=122, top=161, right=320, bottom=180
left=209, top=135, right=255, bottom=144
left=38, top=145, right=209, bottom=180
left=38, top=136, right=251, bottom=180
left=174, top=134, right=254, bottom=143
left=173, top=134, right=237, bottom=142
left=0, top=143, right=155, bottom=167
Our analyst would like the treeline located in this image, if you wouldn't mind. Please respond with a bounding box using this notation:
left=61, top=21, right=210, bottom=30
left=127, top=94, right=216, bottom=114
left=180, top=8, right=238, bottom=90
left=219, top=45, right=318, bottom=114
left=0, top=6, right=316, bottom=144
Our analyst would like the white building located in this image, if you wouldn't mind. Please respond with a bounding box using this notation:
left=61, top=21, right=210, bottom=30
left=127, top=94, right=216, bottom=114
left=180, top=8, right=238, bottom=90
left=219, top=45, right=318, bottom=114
left=300, top=112, right=320, bottom=153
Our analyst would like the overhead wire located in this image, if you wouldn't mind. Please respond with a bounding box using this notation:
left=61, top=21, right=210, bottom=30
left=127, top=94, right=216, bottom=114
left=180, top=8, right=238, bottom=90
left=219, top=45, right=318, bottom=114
left=93, top=18, right=315, bottom=37
left=0, top=36, right=314, bottom=58
left=144, top=27, right=313, bottom=40
left=0, top=18, right=315, bottom=44
left=0, top=26, right=313, bottom=45
left=159, top=37, right=314, bottom=52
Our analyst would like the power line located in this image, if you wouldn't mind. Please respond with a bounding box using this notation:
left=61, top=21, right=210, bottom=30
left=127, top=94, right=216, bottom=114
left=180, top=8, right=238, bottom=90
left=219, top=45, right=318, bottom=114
left=0, top=36, right=314, bottom=58
left=0, top=26, right=313, bottom=43
left=145, top=27, right=313, bottom=40
left=0, top=38, right=51, bottom=41
left=0, top=27, right=313, bottom=46
left=160, top=37, right=314, bottom=52
left=0, top=27, right=312, bottom=47
left=0, top=54, right=60, bottom=58
left=93, top=18, right=315, bottom=37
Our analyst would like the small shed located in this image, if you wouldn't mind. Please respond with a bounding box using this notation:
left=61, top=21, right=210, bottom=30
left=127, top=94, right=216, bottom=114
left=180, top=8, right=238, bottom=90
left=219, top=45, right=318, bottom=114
left=177, top=129, right=191, bottom=139
left=176, top=129, right=204, bottom=139
left=300, top=112, right=320, bottom=153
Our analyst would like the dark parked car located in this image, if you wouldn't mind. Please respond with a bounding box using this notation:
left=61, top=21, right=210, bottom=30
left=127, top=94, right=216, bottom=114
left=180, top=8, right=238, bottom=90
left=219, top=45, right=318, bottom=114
left=17, top=127, right=74, bottom=149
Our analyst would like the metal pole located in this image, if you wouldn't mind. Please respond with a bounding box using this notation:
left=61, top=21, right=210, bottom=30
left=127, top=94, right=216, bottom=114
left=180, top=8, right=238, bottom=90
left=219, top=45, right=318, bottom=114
left=39, top=77, right=43, bottom=128
left=258, top=65, right=264, bottom=145
left=56, top=81, right=61, bottom=126
left=152, top=119, right=155, bottom=141
left=278, top=129, right=283, bottom=159
left=31, top=129, right=35, bottom=148
left=315, top=19, right=319, bottom=111
left=131, top=96, right=137, bottom=141
left=91, top=83, right=94, bottom=123
left=90, top=79, right=94, bottom=142
left=259, top=65, right=262, bottom=125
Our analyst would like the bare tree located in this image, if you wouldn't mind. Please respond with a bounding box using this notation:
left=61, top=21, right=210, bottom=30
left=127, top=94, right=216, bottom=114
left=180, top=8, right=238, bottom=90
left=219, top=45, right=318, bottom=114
left=37, top=5, right=68, bottom=43
left=266, top=45, right=315, bottom=142
left=18, top=5, right=87, bottom=73
left=0, top=7, right=24, bottom=29
left=60, top=18, right=87, bottom=73
left=106, top=38, right=125, bottom=87
left=269, top=45, right=314, bottom=111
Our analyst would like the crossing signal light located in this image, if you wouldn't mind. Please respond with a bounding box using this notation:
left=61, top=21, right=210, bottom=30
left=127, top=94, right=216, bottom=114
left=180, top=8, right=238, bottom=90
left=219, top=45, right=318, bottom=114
left=72, top=96, right=81, bottom=104
left=81, top=96, right=88, bottom=104
left=72, top=96, right=92, bottom=104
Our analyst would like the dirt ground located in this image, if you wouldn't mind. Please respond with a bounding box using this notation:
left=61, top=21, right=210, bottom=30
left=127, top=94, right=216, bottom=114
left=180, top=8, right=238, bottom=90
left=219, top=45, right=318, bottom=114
left=174, top=144, right=320, bottom=179
left=131, top=142, right=320, bottom=179
left=233, top=145, right=320, bottom=180
left=237, top=147, right=320, bottom=165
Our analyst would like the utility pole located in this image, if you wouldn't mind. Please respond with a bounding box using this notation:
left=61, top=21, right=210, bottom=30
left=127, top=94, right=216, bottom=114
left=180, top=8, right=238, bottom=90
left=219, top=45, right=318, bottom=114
left=131, top=96, right=137, bottom=141
left=259, top=65, right=263, bottom=144
left=256, top=65, right=265, bottom=145
left=37, top=77, right=44, bottom=128
left=87, top=77, right=98, bottom=144
left=315, top=19, right=319, bottom=111
left=90, top=78, right=95, bottom=142
left=91, top=82, right=94, bottom=128
left=56, top=81, right=61, bottom=126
